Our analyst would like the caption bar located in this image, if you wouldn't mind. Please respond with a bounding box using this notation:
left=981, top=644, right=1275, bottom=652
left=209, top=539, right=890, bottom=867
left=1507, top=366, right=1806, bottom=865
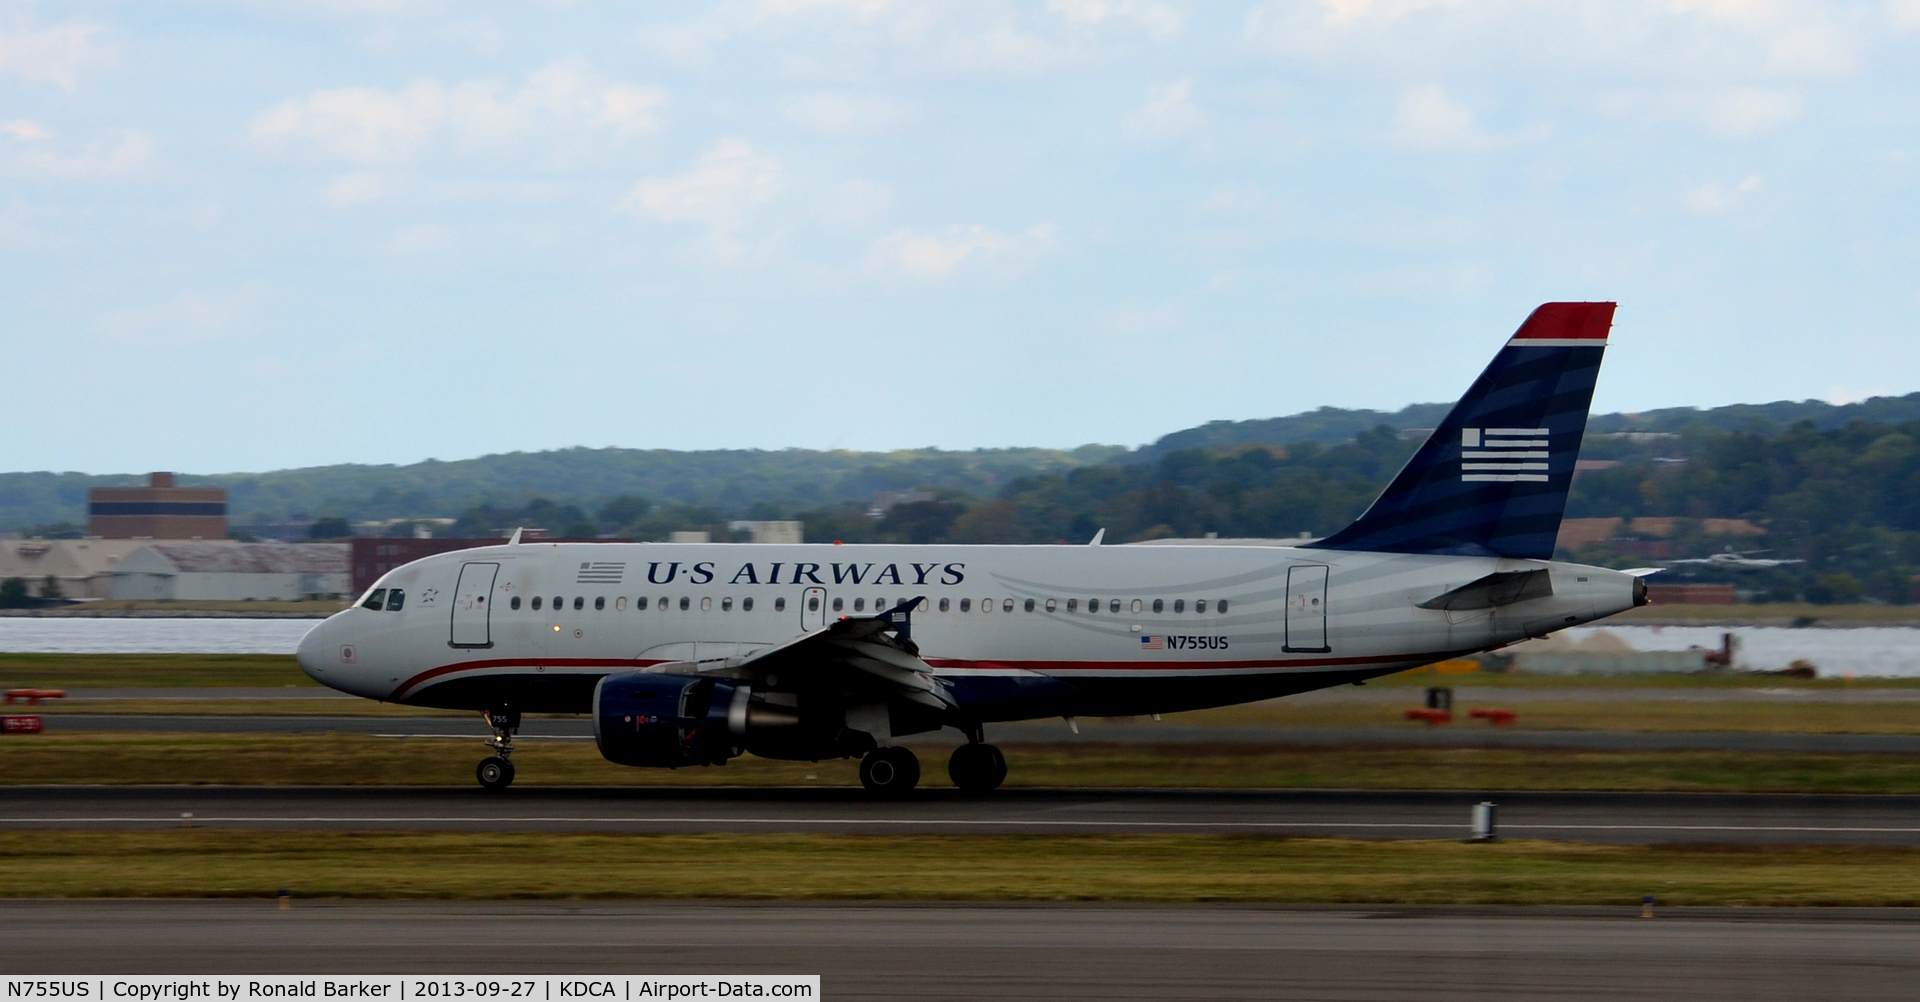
left=6, top=979, right=818, bottom=1001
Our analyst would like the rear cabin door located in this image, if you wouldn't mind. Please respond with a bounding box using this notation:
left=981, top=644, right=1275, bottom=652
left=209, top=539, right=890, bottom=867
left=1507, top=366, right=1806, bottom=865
left=801, top=587, right=827, bottom=632
left=1284, top=564, right=1330, bottom=653
left=450, top=562, right=499, bottom=649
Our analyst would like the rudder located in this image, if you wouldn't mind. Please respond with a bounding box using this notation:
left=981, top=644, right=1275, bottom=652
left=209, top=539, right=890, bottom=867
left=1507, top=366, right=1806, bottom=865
left=1305, top=302, right=1615, bottom=559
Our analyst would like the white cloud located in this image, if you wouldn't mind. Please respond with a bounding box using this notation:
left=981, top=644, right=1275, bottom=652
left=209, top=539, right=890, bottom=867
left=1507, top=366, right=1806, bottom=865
left=5, top=129, right=153, bottom=177
left=1046, top=0, right=1183, bottom=37
left=1893, top=0, right=1920, bottom=29
left=0, top=20, right=114, bottom=89
left=784, top=92, right=906, bottom=134
left=1, top=120, right=49, bottom=141
left=253, top=65, right=666, bottom=165
left=1124, top=78, right=1207, bottom=146
left=1099, top=300, right=1184, bottom=338
left=868, top=223, right=1057, bottom=277
left=619, top=140, right=786, bottom=248
left=325, top=172, right=386, bottom=208
left=1685, top=173, right=1763, bottom=213
left=1596, top=87, right=1804, bottom=140
left=1388, top=84, right=1491, bottom=150
left=97, top=286, right=271, bottom=345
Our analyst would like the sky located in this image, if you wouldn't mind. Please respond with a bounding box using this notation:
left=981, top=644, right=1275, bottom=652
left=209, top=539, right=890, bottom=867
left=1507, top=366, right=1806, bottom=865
left=6, top=0, right=1920, bottom=475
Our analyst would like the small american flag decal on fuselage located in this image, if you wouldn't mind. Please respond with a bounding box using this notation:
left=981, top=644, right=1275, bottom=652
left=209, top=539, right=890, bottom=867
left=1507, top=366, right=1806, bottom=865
left=1460, top=427, right=1549, bottom=483
left=1140, top=635, right=1165, bottom=650
left=576, top=562, right=626, bottom=584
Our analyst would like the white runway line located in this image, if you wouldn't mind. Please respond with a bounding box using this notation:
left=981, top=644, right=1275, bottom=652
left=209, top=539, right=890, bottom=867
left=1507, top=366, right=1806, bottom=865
left=4, top=816, right=1920, bottom=833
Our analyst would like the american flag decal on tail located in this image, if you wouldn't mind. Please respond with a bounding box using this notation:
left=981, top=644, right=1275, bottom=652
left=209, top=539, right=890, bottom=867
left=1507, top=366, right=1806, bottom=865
left=1139, top=635, right=1164, bottom=650
left=1461, top=427, right=1549, bottom=483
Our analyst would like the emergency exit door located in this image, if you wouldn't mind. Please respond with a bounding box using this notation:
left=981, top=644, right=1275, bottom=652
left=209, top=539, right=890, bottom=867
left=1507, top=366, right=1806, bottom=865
left=800, top=587, right=827, bottom=632
left=450, top=562, right=499, bottom=649
left=1284, top=564, right=1330, bottom=653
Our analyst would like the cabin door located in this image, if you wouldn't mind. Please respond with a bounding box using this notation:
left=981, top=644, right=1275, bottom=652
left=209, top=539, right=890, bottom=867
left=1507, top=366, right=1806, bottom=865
left=1284, top=564, right=1331, bottom=653
left=450, top=562, right=499, bottom=649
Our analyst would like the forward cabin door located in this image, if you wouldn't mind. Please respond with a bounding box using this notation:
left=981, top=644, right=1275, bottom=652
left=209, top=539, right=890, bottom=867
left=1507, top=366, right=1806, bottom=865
left=1284, top=564, right=1331, bottom=653
left=801, top=587, right=827, bottom=632
left=450, top=562, right=499, bottom=649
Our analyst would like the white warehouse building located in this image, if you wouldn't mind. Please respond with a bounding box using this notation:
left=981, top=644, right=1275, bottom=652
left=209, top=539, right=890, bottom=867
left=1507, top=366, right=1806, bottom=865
left=110, top=542, right=351, bottom=602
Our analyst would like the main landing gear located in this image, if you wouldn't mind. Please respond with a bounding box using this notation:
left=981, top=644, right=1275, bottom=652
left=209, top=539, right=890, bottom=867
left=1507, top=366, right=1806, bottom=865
left=476, top=708, right=520, bottom=791
left=859, top=746, right=921, bottom=795
left=947, top=730, right=1007, bottom=793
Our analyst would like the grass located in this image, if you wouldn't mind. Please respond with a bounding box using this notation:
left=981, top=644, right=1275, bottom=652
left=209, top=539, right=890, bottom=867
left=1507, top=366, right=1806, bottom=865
left=0, top=653, right=316, bottom=689
left=1163, top=698, right=1920, bottom=733
left=1613, top=603, right=1920, bottom=625
left=1, top=830, right=1917, bottom=905
left=10, top=734, right=1920, bottom=793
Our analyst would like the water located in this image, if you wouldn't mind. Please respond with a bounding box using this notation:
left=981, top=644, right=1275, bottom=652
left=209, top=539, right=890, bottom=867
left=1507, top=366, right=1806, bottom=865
left=1564, top=625, right=1920, bottom=679
left=0, top=618, right=318, bottom=654
left=1, top=617, right=1917, bottom=678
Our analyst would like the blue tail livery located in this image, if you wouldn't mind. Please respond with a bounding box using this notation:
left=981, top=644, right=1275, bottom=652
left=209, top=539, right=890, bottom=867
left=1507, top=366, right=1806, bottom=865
left=1307, top=301, right=1615, bottom=559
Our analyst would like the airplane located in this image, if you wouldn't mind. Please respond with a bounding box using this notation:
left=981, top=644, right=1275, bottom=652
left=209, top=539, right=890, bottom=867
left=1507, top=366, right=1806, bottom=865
left=1662, top=549, right=1804, bottom=570
left=296, top=301, right=1645, bottom=794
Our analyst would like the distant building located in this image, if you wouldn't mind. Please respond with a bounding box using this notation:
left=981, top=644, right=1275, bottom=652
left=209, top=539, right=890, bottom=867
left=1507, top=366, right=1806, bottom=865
left=0, top=538, right=164, bottom=599
left=89, top=472, right=226, bottom=539
left=727, top=520, right=804, bottom=544
left=351, top=538, right=498, bottom=595
left=1644, top=583, right=1737, bottom=606
left=868, top=491, right=933, bottom=519
left=110, top=542, right=349, bottom=601
left=669, top=531, right=712, bottom=544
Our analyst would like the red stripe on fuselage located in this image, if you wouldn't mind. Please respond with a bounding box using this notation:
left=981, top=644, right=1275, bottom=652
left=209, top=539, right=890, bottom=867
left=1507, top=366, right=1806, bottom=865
left=390, top=657, right=666, bottom=701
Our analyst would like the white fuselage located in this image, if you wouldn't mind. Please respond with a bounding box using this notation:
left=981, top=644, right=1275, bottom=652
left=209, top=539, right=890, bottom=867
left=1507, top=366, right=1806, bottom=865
left=297, top=540, right=1638, bottom=719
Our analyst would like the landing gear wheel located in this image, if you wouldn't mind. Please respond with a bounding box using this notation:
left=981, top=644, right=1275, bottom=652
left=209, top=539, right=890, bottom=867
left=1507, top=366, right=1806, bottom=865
left=476, top=756, right=515, bottom=791
left=859, top=747, right=921, bottom=795
left=948, top=743, right=1007, bottom=792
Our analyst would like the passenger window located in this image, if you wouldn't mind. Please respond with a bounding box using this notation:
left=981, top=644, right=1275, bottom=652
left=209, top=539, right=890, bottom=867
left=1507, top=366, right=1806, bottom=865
left=1174, top=599, right=1184, bottom=613
left=1024, top=598, right=1035, bottom=612
left=1196, top=599, right=1208, bottom=614
left=854, top=598, right=865, bottom=612
left=743, top=597, right=754, bottom=611
left=679, top=596, right=690, bottom=611
left=573, top=596, right=584, bottom=611
left=939, top=597, right=951, bottom=612
left=1045, top=598, right=1057, bottom=612
left=775, top=597, right=786, bottom=612
left=1003, top=598, right=1014, bottom=613
left=808, top=596, right=820, bottom=612
left=1109, top=599, right=1121, bottom=613
left=1130, top=599, right=1143, bottom=614
left=1219, top=600, right=1230, bottom=613
left=552, top=596, right=561, bottom=610
left=636, top=597, right=647, bottom=610
left=511, top=596, right=522, bottom=610
left=658, top=597, right=668, bottom=610
left=616, top=596, right=627, bottom=611
left=1067, top=599, right=1078, bottom=612
left=832, top=597, right=844, bottom=612
left=1152, top=599, right=1163, bottom=613
left=960, top=598, right=971, bottom=612
left=722, top=597, right=733, bottom=611
left=982, top=598, right=993, bottom=614
left=594, top=596, right=605, bottom=611
left=385, top=589, right=405, bottom=611
left=361, top=589, right=386, bottom=611
left=701, top=597, right=712, bottom=612
left=531, top=596, right=542, bottom=611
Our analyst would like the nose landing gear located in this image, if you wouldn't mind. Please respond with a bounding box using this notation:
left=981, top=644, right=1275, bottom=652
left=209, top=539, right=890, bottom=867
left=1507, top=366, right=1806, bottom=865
left=476, top=708, right=520, bottom=791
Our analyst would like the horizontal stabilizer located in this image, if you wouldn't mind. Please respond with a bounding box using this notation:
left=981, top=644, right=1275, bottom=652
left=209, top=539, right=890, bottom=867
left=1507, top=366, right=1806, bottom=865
left=1416, top=568, right=1553, bottom=612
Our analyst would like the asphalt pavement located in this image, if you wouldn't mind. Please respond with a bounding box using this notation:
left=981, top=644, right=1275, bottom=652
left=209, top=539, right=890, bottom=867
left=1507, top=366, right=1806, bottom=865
left=1, top=900, right=1915, bottom=1001
left=5, top=786, right=1919, bottom=844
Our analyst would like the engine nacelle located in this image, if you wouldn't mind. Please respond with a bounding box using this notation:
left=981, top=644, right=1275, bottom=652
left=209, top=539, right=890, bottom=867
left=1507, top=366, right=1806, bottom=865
left=593, top=672, right=741, bottom=768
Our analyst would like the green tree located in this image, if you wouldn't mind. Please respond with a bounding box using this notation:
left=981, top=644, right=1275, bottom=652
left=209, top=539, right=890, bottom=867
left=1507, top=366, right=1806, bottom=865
left=37, top=574, right=63, bottom=600
left=307, top=516, right=352, bottom=538
left=0, top=577, right=28, bottom=608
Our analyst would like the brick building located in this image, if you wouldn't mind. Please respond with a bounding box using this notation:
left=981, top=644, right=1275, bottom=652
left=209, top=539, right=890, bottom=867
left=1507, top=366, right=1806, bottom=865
left=88, top=472, right=226, bottom=539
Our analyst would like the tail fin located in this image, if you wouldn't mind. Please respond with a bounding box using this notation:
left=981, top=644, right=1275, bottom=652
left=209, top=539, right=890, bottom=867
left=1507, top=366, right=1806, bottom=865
left=1306, top=302, right=1614, bottom=559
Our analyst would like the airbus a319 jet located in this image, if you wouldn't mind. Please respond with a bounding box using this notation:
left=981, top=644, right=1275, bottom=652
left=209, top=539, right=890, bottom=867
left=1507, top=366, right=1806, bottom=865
left=297, top=301, right=1645, bottom=793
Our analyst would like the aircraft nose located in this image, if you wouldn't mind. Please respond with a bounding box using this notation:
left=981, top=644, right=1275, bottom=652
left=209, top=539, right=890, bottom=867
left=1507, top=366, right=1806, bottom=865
left=295, top=618, right=332, bottom=684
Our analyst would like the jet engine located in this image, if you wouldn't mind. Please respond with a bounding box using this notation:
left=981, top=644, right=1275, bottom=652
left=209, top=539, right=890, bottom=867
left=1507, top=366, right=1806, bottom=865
left=592, top=671, right=802, bottom=768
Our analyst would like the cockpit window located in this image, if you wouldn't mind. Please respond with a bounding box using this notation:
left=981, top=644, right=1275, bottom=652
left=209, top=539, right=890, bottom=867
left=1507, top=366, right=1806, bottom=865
left=361, top=588, right=386, bottom=611
left=385, top=589, right=405, bottom=612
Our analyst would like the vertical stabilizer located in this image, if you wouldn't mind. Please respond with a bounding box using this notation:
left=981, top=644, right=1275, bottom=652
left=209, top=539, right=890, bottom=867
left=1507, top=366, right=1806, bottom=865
left=1305, top=302, right=1614, bottom=559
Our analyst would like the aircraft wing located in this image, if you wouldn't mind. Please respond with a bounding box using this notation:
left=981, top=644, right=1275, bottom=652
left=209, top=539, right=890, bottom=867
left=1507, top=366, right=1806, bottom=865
left=694, top=598, right=954, bottom=710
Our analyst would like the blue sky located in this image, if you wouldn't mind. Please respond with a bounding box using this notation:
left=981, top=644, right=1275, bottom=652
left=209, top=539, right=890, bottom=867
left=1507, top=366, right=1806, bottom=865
left=6, top=1, right=1920, bottom=474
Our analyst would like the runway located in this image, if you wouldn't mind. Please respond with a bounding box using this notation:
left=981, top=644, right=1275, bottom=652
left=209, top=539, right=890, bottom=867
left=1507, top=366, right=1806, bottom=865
left=1, top=900, right=1915, bottom=1000
left=6, top=786, right=1919, bottom=844
left=33, top=712, right=1920, bottom=751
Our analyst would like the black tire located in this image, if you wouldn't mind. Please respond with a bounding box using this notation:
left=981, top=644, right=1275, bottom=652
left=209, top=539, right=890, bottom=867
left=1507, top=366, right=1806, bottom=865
left=476, top=756, right=515, bottom=791
left=948, top=743, right=1008, bottom=792
left=859, top=747, right=921, bottom=795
